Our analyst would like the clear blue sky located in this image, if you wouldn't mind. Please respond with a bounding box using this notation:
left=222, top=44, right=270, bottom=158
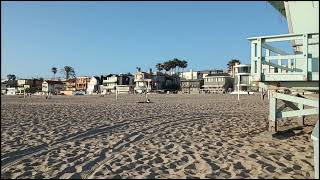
left=1, top=1, right=289, bottom=79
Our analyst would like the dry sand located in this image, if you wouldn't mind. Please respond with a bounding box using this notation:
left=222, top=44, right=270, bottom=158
left=1, top=94, right=317, bottom=179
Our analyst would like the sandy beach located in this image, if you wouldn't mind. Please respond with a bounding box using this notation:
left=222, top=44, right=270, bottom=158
left=1, top=94, right=317, bottom=179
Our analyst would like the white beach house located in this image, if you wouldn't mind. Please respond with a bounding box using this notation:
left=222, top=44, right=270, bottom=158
left=6, top=88, right=16, bottom=95
left=86, top=76, right=100, bottom=95
left=42, top=80, right=64, bottom=95
left=233, top=64, right=252, bottom=94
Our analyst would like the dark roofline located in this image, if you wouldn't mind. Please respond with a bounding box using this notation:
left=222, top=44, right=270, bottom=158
left=206, top=73, right=230, bottom=77
left=106, top=74, right=119, bottom=77
left=44, top=80, right=64, bottom=84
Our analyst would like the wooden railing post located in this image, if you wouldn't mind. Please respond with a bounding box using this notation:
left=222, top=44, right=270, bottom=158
left=302, top=34, right=309, bottom=80
left=251, top=41, right=256, bottom=75
left=298, top=103, right=305, bottom=126
left=269, top=91, right=278, bottom=132
left=256, top=38, right=262, bottom=81
left=266, top=49, right=270, bottom=74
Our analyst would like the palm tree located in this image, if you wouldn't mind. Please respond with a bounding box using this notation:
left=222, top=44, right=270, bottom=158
left=176, top=59, right=183, bottom=74
left=168, top=60, right=175, bottom=75
left=62, top=66, right=75, bottom=80
left=172, top=58, right=180, bottom=74
left=181, top=60, right=188, bottom=72
left=163, top=62, right=171, bottom=74
left=180, top=60, right=188, bottom=79
left=156, top=63, right=163, bottom=72
left=51, top=67, right=57, bottom=80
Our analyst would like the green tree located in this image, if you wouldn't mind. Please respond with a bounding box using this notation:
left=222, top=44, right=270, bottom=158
left=61, top=66, right=75, bottom=80
left=51, top=67, right=57, bottom=80
left=7, top=74, right=16, bottom=81
left=227, top=59, right=241, bottom=72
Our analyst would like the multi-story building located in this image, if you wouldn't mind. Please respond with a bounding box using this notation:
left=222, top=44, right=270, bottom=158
left=116, top=73, right=134, bottom=94
left=6, top=88, right=16, bottom=95
left=76, top=76, right=90, bottom=92
left=152, top=72, right=180, bottom=92
left=64, top=78, right=76, bottom=91
left=179, top=69, right=203, bottom=94
left=179, top=69, right=201, bottom=80
left=202, top=73, right=233, bottom=94
left=101, top=74, right=118, bottom=94
left=16, top=79, right=33, bottom=95
left=31, top=79, right=44, bottom=93
left=42, top=80, right=64, bottom=95
left=229, top=61, right=241, bottom=78
left=233, top=64, right=252, bottom=93
left=180, top=79, right=203, bottom=94
left=199, top=69, right=224, bottom=78
left=86, top=76, right=101, bottom=95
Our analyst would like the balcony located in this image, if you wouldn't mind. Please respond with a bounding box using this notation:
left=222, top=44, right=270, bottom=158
left=103, top=78, right=117, bottom=83
left=248, top=33, right=319, bottom=83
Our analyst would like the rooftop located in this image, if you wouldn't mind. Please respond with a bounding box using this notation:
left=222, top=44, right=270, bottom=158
left=205, top=73, right=230, bottom=77
left=234, top=64, right=251, bottom=68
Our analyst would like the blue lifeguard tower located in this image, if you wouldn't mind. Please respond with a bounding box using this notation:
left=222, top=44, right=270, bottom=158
left=248, top=1, right=319, bottom=178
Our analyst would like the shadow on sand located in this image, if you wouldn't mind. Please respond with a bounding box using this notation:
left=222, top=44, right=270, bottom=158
left=272, top=126, right=305, bottom=140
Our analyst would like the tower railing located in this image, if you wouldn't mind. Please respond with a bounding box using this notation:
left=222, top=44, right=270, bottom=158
left=248, top=33, right=319, bottom=82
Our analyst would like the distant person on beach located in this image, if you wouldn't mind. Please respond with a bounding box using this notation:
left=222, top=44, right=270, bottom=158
left=262, top=91, right=266, bottom=100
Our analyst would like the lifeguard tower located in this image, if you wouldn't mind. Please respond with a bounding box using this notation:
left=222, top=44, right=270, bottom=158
left=248, top=1, right=319, bottom=178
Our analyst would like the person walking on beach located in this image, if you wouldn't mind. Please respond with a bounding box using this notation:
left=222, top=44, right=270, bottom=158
left=262, top=90, right=266, bottom=100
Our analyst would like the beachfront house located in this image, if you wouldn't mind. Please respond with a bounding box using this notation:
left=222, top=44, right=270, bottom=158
left=179, top=69, right=203, bottom=94
left=119, top=73, right=134, bottom=86
left=179, top=69, right=201, bottom=80
left=15, top=79, right=45, bottom=95
left=134, top=71, right=154, bottom=93
left=199, top=69, right=224, bottom=78
left=64, top=78, right=76, bottom=91
left=233, top=64, right=252, bottom=93
left=180, top=79, right=203, bottom=94
left=152, top=72, right=166, bottom=91
left=76, top=76, right=90, bottom=92
left=116, top=73, right=134, bottom=94
left=42, top=80, right=64, bottom=95
left=16, top=79, right=33, bottom=95
left=152, top=72, right=180, bottom=92
left=202, top=73, right=233, bottom=94
left=86, top=76, right=100, bottom=95
left=6, top=88, right=16, bottom=95
left=100, top=74, right=119, bottom=94
left=31, top=79, right=44, bottom=93
left=1, top=81, right=7, bottom=95
left=60, top=78, right=76, bottom=96
left=228, top=61, right=241, bottom=78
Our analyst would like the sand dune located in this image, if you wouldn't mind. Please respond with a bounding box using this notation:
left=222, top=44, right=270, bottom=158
left=1, top=94, right=317, bottom=179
